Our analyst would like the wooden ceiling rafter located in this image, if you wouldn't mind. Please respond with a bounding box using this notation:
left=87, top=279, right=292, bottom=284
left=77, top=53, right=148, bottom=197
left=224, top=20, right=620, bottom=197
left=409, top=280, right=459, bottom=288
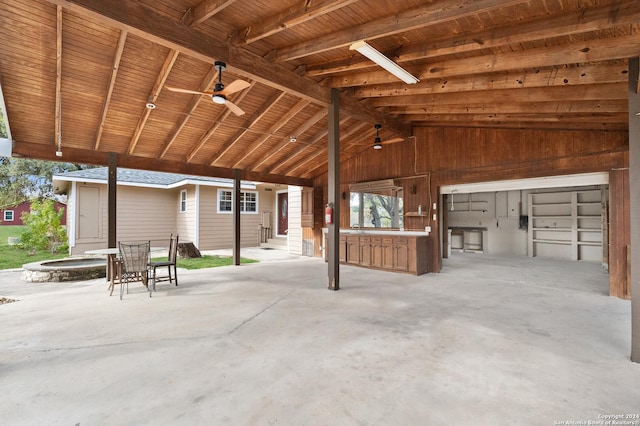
left=269, top=116, right=351, bottom=175
left=94, top=29, right=127, bottom=150
left=208, top=90, right=287, bottom=166
left=158, top=65, right=220, bottom=159
left=248, top=108, right=328, bottom=171
left=54, top=5, right=62, bottom=151
left=233, top=0, right=358, bottom=45
left=333, top=33, right=640, bottom=88
left=127, top=49, right=179, bottom=155
left=389, top=100, right=629, bottom=116
left=184, top=80, right=256, bottom=162
left=353, top=63, right=630, bottom=98
left=370, top=83, right=627, bottom=108
left=46, top=0, right=410, bottom=137
left=305, top=0, right=640, bottom=77
left=273, top=0, right=527, bottom=61
left=184, top=0, right=239, bottom=27
left=231, top=98, right=311, bottom=169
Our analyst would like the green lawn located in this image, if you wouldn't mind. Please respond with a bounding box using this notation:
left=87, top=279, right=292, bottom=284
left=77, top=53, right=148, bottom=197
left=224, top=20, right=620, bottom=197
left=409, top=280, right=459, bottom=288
left=153, top=255, right=259, bottom=269
left=0, top=225, right=259, bottom=270
left=0, top=226, right=68, bottom=270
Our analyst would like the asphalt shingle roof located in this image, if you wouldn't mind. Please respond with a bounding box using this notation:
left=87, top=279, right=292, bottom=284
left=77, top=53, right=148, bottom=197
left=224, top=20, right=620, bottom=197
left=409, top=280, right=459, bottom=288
left=54, top=167, right=250, bottom=187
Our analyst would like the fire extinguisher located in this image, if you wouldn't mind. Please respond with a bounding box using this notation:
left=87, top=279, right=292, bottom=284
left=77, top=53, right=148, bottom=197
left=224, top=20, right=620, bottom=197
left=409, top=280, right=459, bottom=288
left=325, top=203, right=334, bottom=225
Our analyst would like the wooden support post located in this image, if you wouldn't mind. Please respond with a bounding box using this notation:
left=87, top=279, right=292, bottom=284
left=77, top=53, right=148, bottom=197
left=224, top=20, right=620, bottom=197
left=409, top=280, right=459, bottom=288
left=327, top=88, right=340, bottom=291
left=442, top=194, right=449, bottom=259
left=108, top=152, right=117, bottom=248
left=629, top=57, right=640, bottom=362
left=233, top=169, right=241, bottom=266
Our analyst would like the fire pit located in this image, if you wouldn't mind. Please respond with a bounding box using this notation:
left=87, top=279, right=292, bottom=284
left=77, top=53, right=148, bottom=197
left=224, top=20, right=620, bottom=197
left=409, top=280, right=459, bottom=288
left=22, top=257, right=106, bottom=283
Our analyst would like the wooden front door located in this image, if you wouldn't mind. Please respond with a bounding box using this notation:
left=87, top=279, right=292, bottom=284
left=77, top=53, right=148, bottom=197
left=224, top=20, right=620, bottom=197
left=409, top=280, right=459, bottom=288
left=277, top=192, right=289, bottom=236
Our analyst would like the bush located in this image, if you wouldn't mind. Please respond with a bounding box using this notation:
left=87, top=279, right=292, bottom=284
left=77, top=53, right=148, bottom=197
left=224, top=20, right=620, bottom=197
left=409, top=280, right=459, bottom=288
left=19, top=199, right=68, bottom=254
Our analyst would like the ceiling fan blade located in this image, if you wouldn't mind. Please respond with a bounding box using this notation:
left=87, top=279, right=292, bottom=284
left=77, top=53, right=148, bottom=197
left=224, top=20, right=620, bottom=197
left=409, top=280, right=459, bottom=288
left=381, top=137, right=404, bottom=145
left=166, top=86, right=214, bottom=96
left=224, top=99, right=245, bottom=116
left=220, top=79, right=251, bottom=96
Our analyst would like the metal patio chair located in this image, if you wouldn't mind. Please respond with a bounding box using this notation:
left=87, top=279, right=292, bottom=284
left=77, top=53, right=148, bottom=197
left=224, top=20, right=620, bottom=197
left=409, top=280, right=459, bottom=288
left=118, top=241, right=151, bottom=299
left=149, top=234, right=179, bottom=292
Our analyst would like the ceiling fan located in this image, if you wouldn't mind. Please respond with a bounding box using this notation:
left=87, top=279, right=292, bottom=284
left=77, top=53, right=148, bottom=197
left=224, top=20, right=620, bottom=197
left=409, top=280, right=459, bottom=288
left=166, top=61, right=250, bottom=116
left=359, top=124, right=404, bottom=149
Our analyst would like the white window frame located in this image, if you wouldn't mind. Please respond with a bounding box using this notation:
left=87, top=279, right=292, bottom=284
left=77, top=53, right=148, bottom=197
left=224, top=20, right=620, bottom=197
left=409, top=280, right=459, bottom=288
left=217, top=189, right=258, bottom=214
left=179, top=189, right=187, bottom=213
left=4, top=210, right=14, bottom=222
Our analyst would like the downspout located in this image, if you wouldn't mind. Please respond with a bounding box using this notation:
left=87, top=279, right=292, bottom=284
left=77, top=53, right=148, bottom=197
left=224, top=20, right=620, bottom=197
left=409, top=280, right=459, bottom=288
left=194, top=184, right=200, bottom=248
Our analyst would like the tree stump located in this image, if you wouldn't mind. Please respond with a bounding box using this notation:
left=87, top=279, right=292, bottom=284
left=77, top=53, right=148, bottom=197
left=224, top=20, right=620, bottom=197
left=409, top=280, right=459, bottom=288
left=177, top=242, right=202, bottom=258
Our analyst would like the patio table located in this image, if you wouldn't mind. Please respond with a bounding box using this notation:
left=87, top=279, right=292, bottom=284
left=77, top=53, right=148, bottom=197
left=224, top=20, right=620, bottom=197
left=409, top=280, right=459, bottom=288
left=85, top=247, right=165, bottom=291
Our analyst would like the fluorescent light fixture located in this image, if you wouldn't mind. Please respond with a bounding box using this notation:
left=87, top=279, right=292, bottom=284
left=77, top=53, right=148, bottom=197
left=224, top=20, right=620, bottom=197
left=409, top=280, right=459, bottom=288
left=349, top=40, right=419, bottom=85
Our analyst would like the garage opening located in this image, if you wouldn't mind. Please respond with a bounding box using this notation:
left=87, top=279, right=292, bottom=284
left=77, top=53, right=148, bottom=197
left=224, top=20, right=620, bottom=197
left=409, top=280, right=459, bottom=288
left=440, top=172, right=609, bottom=267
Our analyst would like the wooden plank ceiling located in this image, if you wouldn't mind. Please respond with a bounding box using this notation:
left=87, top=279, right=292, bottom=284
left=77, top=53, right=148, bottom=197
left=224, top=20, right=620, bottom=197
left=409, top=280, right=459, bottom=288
left=0, top=0, right=637, bottom=185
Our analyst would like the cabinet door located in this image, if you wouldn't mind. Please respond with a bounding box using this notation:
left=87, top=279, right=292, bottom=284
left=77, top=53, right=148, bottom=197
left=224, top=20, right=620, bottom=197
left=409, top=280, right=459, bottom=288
left=301, top=187, right=314, bottom=228
left=360, top=237, right=372, bottom=266
left=394, top=242, right=409, bottom=271
left=339, top=235, right=347, bottom=262
left=347, top=236, right=360, bottom=264
left=371, top=237, right=383, bottom=267
left=382, top=237, right=394, bottom=269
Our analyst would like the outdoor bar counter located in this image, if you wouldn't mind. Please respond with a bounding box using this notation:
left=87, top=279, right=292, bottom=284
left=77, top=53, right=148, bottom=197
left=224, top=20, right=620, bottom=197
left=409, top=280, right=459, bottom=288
left=323, top=229, right=430, bottom=275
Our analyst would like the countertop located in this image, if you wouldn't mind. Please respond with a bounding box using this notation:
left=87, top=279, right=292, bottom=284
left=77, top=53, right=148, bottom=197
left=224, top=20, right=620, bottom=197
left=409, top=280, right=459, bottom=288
left=322, top=228, right=430, bottom=237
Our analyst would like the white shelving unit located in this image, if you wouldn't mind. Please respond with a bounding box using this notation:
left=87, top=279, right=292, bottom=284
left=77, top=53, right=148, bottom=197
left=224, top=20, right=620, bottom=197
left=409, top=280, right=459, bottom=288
left=527, top=189, right=602, bottom=261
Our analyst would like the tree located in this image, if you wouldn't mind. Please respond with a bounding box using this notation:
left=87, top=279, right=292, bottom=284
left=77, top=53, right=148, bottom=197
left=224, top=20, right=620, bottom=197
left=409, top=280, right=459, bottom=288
left=19, top=198, right=68, bottom=253
left=0, top=158, right=90, bottom=208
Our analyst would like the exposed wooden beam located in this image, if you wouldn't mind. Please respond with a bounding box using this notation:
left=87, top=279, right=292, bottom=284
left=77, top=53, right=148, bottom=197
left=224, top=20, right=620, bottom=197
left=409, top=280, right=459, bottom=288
left=248, top=108, right=327, bottom=171
left=272, top=117, right=350, bottom=175
left=411, top=121, right=626, bottom=131
left=389, top=100, right=629, bottom=116
left=334, top=34, right=640, bottom=87
left=405, top=113, right=626, bottom=124
left=232, top=98, right=310, bottom=168
left=127, top=50, right=179, bottom=155
left=185, top=81, right=256, bottom=162
left=12, top=140, right=313, bottom=187
left=306, top=0, right=640, bottom=76
left=234, top=0, right=357, bottom=44
left=185, top=0, right=239, bottom=26
left=370, top=83, right=627, bottom=107
left=273, top=0, right=525, bottom=61
left=353, top=63, right=629, bottom=98
left=302, top=122, right=369, bottom=177
left=208, top=90, right=287, bottom=166
left=46, top=0, right=410, bottom=137
left=54, top=5, right=62, bottom=150
left=95, top=30, right=127, bottom=150
left=158, top=65, right=219, bottom=159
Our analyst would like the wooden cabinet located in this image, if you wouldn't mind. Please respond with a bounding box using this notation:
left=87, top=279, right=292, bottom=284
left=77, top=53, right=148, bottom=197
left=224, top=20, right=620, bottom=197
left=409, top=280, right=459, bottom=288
left=394, top=237, right=409, bottom=271
left=346, top=235, right=360, bottom=264
left=371, top=237, right=383, bottom=268
left=339, top=234, right=347, bottom=263
left=381, top=237, right=394, bottom=269
left=337, top=233, right=428, bottom=275
left=301, top=187, right=314, bottom=228
left=360, top=237, right=372, bottom=266
left=326, top=231, right=429, bottom=275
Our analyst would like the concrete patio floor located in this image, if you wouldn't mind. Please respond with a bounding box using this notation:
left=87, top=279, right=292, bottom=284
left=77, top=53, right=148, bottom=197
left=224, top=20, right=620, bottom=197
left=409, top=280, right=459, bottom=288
left=1, top=250, right=639, bottom=425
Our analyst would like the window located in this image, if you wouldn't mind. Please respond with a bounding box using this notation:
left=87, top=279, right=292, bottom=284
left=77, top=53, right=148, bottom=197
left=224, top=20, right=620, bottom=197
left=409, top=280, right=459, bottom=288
left=217, top=189, right=258, bottom=214
left=350, top=190, right=403, bottom=229
left=241, top=191, right=257, bottom=213
left=179, top=190, right=187, bottom=212
left=3, top=210, right=14, bottom=222
left=218, top=190, right=233, bottom=213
